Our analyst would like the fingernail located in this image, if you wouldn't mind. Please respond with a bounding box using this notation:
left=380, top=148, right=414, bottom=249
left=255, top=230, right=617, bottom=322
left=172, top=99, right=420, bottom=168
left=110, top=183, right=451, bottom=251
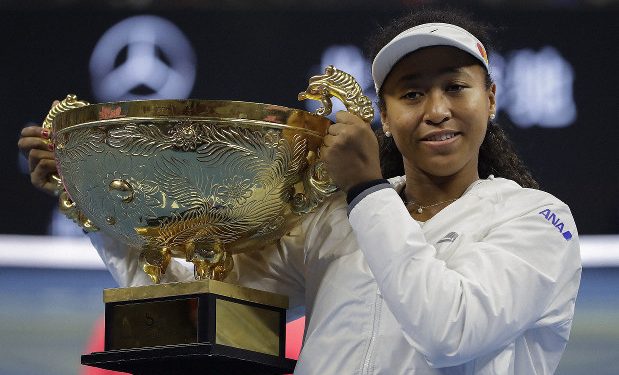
left=48, top=143, right=54, bottom=151
left=41, top=129, right=50, bottom=138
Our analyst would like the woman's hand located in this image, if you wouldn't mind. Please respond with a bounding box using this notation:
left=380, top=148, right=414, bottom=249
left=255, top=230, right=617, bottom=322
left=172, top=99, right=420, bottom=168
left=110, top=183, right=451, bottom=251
left=17, top=102, right=61, bottom=196
left=321, top=111, right=383, bottom=192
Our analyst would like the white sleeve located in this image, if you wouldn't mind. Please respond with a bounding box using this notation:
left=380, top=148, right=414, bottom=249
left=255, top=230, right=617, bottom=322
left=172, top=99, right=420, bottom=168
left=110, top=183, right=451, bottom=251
left=88, top=222, right=307, bottom=320
left=348, top=187, right=581, bottom=368
left=227, top=197, right=343, bottom=320
left=88, top=231, right=194, bottom=287
left=228, top=224, right=306, bottom=320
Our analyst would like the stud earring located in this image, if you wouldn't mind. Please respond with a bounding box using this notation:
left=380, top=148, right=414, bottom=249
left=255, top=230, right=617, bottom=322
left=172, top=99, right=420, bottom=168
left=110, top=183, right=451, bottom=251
left=489, top=113, right=496, bottom=120
left=384, top=131, right=392, bottom=138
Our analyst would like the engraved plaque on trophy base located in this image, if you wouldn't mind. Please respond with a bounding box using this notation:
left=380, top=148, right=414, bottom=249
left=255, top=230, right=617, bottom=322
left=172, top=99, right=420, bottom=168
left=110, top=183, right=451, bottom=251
left=81, top=280, right=296, bottom=375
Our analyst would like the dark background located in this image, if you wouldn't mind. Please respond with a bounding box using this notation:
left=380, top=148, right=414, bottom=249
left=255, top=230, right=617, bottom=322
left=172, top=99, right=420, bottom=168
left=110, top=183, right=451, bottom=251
left=2, top=6, right=618, bottom=235
left=1, top=3, right=618, bottom=375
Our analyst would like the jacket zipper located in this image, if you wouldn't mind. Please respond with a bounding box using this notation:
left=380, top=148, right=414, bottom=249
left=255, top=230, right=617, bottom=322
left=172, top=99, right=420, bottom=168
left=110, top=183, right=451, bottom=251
left=361, top=290, right=382, bottom=375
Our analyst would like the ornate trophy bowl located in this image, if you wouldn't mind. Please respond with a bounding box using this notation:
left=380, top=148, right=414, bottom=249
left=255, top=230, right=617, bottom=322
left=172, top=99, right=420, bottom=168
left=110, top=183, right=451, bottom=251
left=45, top=66, right=374, bottom=283
left=44, top=66, right=374, bottom=375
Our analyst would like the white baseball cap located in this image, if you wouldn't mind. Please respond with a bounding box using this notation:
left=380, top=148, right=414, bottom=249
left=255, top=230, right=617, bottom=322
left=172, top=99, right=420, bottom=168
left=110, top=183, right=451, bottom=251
left=372, top=22, right=489, bottom=94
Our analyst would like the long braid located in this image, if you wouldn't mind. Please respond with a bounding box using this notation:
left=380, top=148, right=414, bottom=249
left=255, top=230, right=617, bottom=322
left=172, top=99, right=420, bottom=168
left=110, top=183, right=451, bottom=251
left=478, top=121, right=539, bottom=189
left=375, top=128, right=403, bottom=180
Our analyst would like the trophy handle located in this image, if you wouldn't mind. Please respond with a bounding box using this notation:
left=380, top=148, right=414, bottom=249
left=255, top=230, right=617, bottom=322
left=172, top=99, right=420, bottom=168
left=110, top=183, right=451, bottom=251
left=42, top=94, right=90, bottom=130
left=42, top=94, right=90, bottom=190
left=298, top=65, right=374, bottom=122
left=294, top=65, right=374, bottom=214
left=43, top=94, right=98, bottom=232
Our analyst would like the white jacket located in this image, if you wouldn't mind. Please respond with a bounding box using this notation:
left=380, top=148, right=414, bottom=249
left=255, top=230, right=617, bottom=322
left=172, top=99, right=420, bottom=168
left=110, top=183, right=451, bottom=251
left=90, top=176, right=581, bottom=374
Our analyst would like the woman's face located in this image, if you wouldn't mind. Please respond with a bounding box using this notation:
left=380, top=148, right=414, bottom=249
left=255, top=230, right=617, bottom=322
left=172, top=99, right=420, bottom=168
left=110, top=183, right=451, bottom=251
left=381, top=46, right=496, bottom=180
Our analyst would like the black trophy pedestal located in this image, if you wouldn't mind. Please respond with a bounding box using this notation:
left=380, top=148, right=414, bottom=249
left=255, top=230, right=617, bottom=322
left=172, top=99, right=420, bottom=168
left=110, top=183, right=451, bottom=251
left=81, top=280, right=297, bottom=375
left=81, top=343, right=297, bottom=375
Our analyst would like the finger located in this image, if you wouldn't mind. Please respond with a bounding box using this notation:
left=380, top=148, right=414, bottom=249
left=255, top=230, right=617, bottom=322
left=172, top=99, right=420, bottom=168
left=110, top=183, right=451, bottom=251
left=323, top=134, right=337, bottom=147
left=28, top=148, right=55, bottom=172
left=21, top=125, right=49, bottom=138
left=318, top=145, right=330, bottom=161
left=19, top=137, right=52, bottom=160
left=30, top=162, right=58, bottom=195
left=327, top=123, right=346, bottom=135
left=18, top=136, right=51, bottom=154
left=31, top=159, right=59, bottom=194
left=335, top=110, right=366, bottom=125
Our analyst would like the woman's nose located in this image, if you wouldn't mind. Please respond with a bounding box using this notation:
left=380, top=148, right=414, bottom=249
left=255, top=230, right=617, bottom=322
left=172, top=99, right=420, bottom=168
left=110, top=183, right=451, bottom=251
left=422, top=91, right=450, bottom=125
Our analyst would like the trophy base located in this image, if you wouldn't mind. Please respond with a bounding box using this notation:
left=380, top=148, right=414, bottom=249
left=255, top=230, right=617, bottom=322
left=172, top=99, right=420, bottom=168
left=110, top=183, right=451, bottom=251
left=81, top=343, right=297, bottom=375
left=81, top=279, right=296, bottom=375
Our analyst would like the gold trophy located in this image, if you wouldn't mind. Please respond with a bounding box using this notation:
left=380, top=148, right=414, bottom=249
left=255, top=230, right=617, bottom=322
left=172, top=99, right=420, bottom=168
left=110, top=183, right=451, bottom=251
left=44, top=66, right=373, bottom=374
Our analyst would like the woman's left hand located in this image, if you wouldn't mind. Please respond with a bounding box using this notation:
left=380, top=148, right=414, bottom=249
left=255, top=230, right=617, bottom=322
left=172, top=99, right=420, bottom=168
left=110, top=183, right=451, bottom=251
left=321, top=111, right=383, bottom=192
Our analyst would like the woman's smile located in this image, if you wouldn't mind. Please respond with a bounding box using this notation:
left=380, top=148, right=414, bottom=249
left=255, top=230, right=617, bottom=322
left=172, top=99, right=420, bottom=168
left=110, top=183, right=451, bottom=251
left=419, top=130, right=462, bottom=149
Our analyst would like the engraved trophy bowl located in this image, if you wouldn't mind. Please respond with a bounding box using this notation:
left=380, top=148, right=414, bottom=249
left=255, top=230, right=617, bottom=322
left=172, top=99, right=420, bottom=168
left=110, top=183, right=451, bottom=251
left=45, top=66, right=374, bottom=284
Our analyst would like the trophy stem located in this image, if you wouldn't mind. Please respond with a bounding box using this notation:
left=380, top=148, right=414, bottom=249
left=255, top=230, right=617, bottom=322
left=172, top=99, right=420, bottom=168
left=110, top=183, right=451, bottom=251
left=192, top=253, right=233, bottom=281
left=139, top=246, right=172, bottom=284
left=190, top=244, right=234, bottom=281
left=138, top=241, right=235, bottom=284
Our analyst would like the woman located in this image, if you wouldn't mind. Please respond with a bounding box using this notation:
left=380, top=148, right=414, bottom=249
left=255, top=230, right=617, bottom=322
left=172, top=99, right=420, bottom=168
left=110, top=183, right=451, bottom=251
left=19, top=8, right=581, bottom=374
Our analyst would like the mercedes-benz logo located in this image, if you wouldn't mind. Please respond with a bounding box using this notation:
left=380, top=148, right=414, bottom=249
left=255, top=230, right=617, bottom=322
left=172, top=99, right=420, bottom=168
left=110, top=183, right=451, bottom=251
left=89, top=15, right=197, bottom=101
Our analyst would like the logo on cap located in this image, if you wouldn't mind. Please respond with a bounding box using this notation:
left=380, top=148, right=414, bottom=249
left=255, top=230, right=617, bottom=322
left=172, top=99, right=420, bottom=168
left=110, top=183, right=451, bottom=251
left=476, top=42, right=488, bottom=65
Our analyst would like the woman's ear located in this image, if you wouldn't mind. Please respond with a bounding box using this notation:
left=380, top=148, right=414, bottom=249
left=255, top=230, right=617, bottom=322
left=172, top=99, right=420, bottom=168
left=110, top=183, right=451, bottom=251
left=488, top=83, right=497, bottom=115
left=380, top=109, right=389, bottom=134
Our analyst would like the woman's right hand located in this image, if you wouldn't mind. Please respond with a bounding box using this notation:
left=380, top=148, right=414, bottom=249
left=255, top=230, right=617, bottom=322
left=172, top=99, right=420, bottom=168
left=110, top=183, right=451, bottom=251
left=17, top=102, right=61, bottom=196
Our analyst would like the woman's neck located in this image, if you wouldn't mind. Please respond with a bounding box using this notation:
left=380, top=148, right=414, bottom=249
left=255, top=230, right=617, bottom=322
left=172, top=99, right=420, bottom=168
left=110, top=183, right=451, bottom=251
left=402, top=165, right=480, bottom=220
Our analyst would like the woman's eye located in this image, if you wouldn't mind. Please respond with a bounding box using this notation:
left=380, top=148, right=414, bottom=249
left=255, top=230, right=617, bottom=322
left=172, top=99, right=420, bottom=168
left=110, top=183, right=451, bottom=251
left=446, top=84, right=465, bottom=92
left=403, top=91, right=422, bottom=100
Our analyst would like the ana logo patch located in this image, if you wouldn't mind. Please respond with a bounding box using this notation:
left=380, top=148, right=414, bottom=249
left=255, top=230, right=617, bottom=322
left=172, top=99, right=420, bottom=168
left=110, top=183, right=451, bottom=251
left=539, top=209, right=572, bottom=240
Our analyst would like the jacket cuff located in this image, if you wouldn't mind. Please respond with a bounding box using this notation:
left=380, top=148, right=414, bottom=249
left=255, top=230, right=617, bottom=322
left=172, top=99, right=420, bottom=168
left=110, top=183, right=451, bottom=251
left=347, top=179, right=393, bottom=216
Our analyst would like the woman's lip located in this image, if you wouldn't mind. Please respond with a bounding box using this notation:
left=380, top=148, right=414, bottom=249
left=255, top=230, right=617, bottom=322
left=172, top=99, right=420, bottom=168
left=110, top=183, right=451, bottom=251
left=419, top=133, right=461, bottom=145
left=420, top=132, right=460, bottom=144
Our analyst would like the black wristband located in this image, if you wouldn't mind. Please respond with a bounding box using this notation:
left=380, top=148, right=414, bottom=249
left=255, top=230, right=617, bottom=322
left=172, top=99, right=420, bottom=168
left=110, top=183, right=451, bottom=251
left=346, top=179, right=390, bottom=205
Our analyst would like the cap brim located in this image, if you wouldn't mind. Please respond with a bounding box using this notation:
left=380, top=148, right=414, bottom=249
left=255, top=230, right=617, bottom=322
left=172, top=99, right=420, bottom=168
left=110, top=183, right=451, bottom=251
left=372, top=23, right=489, bottom=94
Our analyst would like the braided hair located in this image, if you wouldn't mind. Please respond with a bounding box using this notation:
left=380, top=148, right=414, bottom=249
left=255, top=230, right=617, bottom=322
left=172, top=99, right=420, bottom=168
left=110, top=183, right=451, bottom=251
left=367, top=8, right=539, bottom=189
